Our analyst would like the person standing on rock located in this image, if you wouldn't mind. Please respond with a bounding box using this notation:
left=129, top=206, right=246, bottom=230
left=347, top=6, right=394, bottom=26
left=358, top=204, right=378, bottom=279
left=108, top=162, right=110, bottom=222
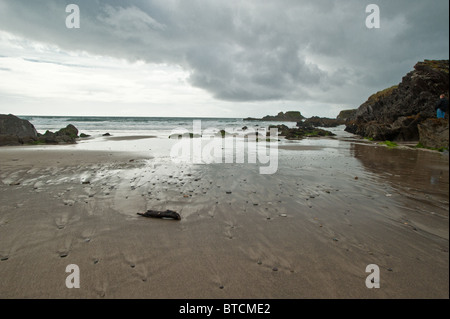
left=435, top=94, right=448, bottom=119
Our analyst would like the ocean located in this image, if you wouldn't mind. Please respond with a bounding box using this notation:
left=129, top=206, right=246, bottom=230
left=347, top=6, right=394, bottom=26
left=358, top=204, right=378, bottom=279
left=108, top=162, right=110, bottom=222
left=20, top=115, right=301, bottom=138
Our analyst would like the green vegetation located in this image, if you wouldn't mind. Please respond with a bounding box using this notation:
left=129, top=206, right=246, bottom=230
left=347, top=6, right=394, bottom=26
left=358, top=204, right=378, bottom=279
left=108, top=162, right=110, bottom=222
left=364, top=137, right=374, bottom=141
left=415, top=142, right=448, bottom=152
left=29, top=140, right=46, bottom=145
left=380, top=140, right=398, bottom=148
left=422, top=60, right=449, bottom=73
left=367, top=85, right=398, bottom=104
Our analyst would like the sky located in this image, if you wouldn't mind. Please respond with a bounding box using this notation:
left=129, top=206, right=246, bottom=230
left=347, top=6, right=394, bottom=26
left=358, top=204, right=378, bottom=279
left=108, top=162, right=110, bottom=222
left=0, top=0, right=448, bottom=118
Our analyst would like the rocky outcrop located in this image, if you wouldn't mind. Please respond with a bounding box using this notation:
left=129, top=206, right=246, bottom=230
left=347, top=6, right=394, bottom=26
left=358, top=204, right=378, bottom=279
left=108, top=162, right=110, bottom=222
left=299, top=117, right=345, bottom=128
left=0, top=114, right=80, bottom=146
left=36, top=125, right=79, bottom=144
left=418, top=118, right=449, bottom=149
left=337, top=109, right=357, bottom=121
left=268, top=124, right=335, bottom=140
left=245, top=111, right=305, bottom=122
left=0, top=114, right=38, bottom=146
left=345, top=60, right=449, bottom=141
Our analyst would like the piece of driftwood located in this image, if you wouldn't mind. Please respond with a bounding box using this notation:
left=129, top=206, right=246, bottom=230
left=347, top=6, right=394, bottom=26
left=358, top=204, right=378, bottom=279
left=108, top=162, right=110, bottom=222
left=137, top=210, right=181, bottom=220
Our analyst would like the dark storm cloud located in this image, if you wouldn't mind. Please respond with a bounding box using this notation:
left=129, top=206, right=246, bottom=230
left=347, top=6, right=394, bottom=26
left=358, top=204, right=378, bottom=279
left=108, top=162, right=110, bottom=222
left=0, top=0, right=448, bottom=104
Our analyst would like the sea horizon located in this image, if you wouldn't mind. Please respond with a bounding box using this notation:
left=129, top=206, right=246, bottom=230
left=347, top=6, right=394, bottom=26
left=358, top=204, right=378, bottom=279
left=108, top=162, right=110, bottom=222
left=18, top=114, right=307, bottom=136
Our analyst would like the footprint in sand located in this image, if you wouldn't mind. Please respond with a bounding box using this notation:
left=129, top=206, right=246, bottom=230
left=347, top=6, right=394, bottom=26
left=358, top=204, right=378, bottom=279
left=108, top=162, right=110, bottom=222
left=55, top=212, right=70, bottom=230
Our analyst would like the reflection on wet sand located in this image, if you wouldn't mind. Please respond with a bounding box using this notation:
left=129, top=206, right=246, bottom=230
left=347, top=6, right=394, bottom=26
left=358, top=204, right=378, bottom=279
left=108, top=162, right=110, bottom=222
left=352, top=144, right=448, bottom=205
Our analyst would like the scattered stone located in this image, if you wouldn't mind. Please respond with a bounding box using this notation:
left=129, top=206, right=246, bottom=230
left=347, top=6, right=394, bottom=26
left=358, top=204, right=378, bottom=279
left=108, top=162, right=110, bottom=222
left=280, top=214, right=287, bottom=217
left=138, top=209, right=181, bottom=220
left=103, top=133, right=111, bottom=136
left=333, top=238, right=339, bottom=242
left=1, top=257, right=8, bottom=261
left=63, top=200, right=75, bottom=206
left=272, top=267, right=278, bottom=272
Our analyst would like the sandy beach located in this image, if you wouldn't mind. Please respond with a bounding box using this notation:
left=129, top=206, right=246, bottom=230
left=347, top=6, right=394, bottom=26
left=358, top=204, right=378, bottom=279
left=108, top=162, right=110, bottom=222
left=0, top=134, right=448, bottom=299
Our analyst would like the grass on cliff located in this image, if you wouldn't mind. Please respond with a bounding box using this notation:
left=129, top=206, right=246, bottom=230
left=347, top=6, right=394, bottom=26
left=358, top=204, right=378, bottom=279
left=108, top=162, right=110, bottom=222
left=422, top=60, right=449, bottom=73
left=367, top=85, right=398, bottom=103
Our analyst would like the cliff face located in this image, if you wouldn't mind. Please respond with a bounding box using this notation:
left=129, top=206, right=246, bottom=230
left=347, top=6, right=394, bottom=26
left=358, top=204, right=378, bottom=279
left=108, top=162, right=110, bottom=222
left=345, top=60, right=449, bottom=141
left=337, top=109, right=357, bottom=121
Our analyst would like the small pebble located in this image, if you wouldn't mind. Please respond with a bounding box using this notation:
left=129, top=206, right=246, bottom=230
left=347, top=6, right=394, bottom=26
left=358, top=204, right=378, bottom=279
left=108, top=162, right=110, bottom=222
left=272, top=267, right=278, bottom=272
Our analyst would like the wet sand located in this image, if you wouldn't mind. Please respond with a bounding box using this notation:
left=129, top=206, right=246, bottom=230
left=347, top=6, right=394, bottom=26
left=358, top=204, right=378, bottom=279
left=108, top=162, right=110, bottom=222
left=0, top=137, right=448, bottom=299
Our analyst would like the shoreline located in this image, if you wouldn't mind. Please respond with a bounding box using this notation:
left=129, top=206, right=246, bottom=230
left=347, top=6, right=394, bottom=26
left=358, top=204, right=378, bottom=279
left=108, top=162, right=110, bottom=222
left=0, top=134, right=448, bottom=298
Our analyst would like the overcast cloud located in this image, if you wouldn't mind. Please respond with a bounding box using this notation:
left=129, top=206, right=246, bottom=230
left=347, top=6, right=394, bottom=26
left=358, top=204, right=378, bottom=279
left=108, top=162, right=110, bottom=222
left=0, top=0, right=448, bottom=118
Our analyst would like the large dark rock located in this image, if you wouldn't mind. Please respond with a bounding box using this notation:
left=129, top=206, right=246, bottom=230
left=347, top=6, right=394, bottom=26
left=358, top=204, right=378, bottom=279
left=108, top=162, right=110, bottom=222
left=418, top=118, right=449, bottom=149
left=299, top=116, right=345, bottom=128
left=269, top=124, right=335, bottom=140
left=0, top=135, right=22, bottom=146
left=0, top=114, right=38, bottom=146
left=345, top=60, right=449, bottom=141
left=37, top=124, right=79, bottom=144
